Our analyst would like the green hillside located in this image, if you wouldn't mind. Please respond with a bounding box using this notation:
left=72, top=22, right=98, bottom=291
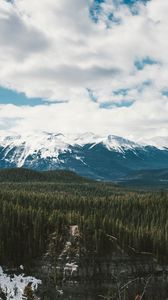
left=0, top=168, right=89, bottom=183
left=0, top=169, right=167, bottom=266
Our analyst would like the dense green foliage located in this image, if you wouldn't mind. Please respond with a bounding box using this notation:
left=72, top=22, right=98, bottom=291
left=0, top=168, right=88, bottom=183
left=0, top=169, right=167, bottom=265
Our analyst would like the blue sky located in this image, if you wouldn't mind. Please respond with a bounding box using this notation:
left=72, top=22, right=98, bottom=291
left=0, top=87, right=67, bottom=106
left=0, top=87, right=44, bottom=106
left=122, top=0, right=149, bottom=4
left=0, top=0, right=168, bottom=140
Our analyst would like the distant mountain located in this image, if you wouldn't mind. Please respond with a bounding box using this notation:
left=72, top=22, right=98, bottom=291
left=141, top=136, right=168, bottom=150
left=0, top=131, right=168, bottom=181
left=119, top=168, right=168, bottom=187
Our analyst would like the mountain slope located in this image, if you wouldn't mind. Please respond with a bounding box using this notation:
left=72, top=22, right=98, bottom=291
left=120, top=168, right=168, bottom=187
left=0, top=132, right=168, bottom=181
left=0, top=168, right=89, bottom=183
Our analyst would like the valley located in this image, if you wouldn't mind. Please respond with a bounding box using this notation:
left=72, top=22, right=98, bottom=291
left=0, top=169, right=167, bottom=299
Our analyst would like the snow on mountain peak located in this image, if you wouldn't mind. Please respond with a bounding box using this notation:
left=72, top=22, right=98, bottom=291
left=1, top=131, right=167, bottom=168
left=103, top=135, right=141, bottom=152
left=73, top=132, right=102, bottom=146
left=0, top=131, right=71, bottom=167
left=0, top=131, right=142, bottom=152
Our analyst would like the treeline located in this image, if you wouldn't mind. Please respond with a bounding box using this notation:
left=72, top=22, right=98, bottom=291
left=0, top=168, right=89, bottom=183
left=0, top=176, right=167, bottom=265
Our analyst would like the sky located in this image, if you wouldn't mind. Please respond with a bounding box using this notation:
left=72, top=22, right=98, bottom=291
left=0, top=0, right=168, bottom=140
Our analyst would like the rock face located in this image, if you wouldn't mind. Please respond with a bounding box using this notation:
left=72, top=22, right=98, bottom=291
left=39, top=226, right=168, bottom=300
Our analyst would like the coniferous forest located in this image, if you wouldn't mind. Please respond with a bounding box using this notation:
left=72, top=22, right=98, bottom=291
left=0, top=168, right=167, bottom=267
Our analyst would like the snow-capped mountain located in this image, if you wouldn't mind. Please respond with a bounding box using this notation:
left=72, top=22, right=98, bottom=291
left=0, top=131, right=168, bottom=180
left=0, top=131, right=141, bottom=167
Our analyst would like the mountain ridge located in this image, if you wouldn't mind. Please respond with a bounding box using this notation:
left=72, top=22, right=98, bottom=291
left=0, top=131, right=168, bottom=181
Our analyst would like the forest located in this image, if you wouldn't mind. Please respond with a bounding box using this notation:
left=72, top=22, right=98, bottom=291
left=0, top=168, right=167, bottom=266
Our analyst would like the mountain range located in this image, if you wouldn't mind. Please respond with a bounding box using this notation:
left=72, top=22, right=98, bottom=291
left=0, top=131, right=168, bottom=183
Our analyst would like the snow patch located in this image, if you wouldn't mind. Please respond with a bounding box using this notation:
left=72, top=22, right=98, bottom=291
left=0, top=266, right=41, bottom=300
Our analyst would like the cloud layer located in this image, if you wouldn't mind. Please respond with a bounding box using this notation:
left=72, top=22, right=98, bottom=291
left=0, top=0, right=168, bottom=140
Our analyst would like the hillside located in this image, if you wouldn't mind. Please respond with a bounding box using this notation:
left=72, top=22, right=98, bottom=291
left=0, top=168, right=89, bottom=183
left=0, top=167, right=168, bottom=188
left=119, top=168, right=168, bottom=187
left=0, top=173, right=167, bottom=265
left=0, top=168, right=167, bottom=299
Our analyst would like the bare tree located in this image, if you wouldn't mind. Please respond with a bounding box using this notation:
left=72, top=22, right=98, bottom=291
left=99, top=273, right=152, bottom=300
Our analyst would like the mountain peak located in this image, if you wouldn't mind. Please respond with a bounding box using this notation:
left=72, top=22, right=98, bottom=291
left=0, top=131, right=140, bottom=167
left=103, top=135, right=140, bottom=152
left=0, top=131, right=168, bottom=180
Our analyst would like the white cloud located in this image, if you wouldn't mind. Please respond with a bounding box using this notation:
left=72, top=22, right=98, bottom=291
left=0, top=0, right=168, bottom=139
